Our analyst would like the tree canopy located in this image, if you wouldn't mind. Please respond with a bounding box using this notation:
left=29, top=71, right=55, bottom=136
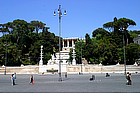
left=0, top=19, right=59, bottom=66
left=75, top=17, right=140, bottom=65
left=0, top=17, right=140, bottom=66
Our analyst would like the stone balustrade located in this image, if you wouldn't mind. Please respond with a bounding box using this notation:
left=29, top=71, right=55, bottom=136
left=0, top=64, right=140, bottom=74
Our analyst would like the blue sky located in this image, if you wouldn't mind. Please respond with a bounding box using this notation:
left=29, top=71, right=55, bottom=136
left=1, top=0, right=140, bottom=38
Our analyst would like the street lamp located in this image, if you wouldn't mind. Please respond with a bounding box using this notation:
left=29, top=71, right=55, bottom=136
left=80, top=44, right=83, bottom=74
left=78, top=38, right=83, bottom=75
left=4, top=43, right=7, bottom=75
left=54, top=5, right=66, bottom=81
left=122, top=28, right=127, bottom=75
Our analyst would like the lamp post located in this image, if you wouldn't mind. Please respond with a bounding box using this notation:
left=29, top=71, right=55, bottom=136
left=122, top=28, right=127, bottom=75
left=80, top=44, right=83, bottom=74
left=54, top=5, right=66, bottom=81
left=4, top=43, right=7, bottom=75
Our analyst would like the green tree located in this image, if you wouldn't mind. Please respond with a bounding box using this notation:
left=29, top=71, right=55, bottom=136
left=30, top=20, right=46, bottom=34
left=126, top=43, right=140, bottom=64
left=75, top=39, right=85, bottom=64
left=92, top=28, right=110, bottom=39
left=0, top=19, right=59, bottom=66
left=103, top=17, right=136, bottom=32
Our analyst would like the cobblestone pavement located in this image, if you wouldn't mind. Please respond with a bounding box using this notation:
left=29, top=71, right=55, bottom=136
left=0, top=73, right=140, bottom=93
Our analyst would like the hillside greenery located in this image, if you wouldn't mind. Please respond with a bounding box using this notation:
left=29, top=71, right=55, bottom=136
left=0, top=17, right=140, bottom=66
left=75, top=17, right=140, bottom=65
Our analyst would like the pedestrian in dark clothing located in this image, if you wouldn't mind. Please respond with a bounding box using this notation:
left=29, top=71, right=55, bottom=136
left=126, top=72, right=132, bottom=85
left=13, top=73, right=16, bottom=84
left=65, top=72, right=67, bottom=78
left=106, top=73, right=110, bottom=77
left=30, top=75, right=34, bottom=84
left=90, top=75, right=95, bottom=81
left=11, top=74, right=15, bottom=86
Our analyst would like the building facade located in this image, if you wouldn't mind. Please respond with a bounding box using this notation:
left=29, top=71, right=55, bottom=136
left=45, top=37, right=79, bottom=73
left=133, top=35, right=140, bottom=45
left=62, top=37, right=79, bottom=51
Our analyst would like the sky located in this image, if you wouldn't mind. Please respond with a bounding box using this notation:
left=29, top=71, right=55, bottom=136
left=1, top=0, right=140, bottom=38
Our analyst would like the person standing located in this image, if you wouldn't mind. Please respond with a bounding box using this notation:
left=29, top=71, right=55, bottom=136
left=126, top=72, right=132, bottom=85
left=13, top=73, right=16, bottom=84
left=128, top=73, right=132, bottom=85
left=11, top=74, right=15, bottom=86
left=30, top=75, right=34, bottom=84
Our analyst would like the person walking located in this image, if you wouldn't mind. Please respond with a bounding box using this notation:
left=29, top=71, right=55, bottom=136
left=128, top=73, right=132, bottom=85
left=30, top=75, right=34, bottom=84
left=11, top=74, right=15, bottom=86
left=126, top=72, right=132, bottom=85
left=13, top=73, right=16, bottom=84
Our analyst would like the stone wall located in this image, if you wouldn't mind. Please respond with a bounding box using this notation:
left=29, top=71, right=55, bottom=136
left=0, top=65, right=39, bottom=74
left=67, top=64, right=140, bottom=74
left=0, top=64, right=140, bottom=74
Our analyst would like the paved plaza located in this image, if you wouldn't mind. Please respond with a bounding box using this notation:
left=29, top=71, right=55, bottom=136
left=0, top=73, right=140, bottom=93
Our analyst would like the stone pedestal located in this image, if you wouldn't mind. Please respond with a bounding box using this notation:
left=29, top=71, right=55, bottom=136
left=39, top=45, right=47, bottom=74
left=72, top=45, right=76, bottom=65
